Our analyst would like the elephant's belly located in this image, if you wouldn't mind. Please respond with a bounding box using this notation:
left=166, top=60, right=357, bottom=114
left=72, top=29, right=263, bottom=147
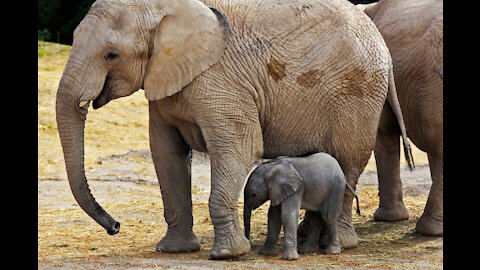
left=301, top=200, right=323, bottom=212
left=261, top=119, right=330, bottom=159
left=262, top=137, right=326, bottom=160
left=260, top=110, right=378, bottom=164
left=176, top=121, right=208, bottom=153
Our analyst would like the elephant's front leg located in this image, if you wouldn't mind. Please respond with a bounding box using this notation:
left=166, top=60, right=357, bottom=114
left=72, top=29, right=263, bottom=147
left=206, top=128, right=264, bottom=259
left=149, top=109, right=200, bottom=253
left=280, top=195, right=302, bottom=260
left=208, top=151, right=259, bottom=259
left=259, top=205, right=282, bottom=256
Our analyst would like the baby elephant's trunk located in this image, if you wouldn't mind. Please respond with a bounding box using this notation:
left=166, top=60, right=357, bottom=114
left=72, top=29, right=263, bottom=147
left=244, top=206, right=251, bottom=239
left=345, top=183, right=361, bottom=216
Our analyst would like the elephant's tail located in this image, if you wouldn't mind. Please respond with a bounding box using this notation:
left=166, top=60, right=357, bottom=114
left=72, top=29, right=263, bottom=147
left=345, top=182, right=361, bottom=216
left=387, top=67, right=415, bottom=171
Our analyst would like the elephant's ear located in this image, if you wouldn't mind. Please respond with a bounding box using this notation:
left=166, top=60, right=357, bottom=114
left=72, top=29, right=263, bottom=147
left=143, top=4, right=230, bottom=101
left=268, top=163, right=303, bottom=207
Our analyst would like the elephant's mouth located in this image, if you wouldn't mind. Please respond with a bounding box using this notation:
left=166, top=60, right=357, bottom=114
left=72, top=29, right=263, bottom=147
left=92, top=76, right=112, bottom=109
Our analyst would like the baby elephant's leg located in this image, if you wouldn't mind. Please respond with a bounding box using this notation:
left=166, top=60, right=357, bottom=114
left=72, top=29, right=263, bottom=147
left=320, top=189, right=343, bottom=255
left=321, top=220, right=341, bottom=254
left=259, top=205, right=281, bottom=256
left=280, top=197, right=301, bottom=260
left=298, top=211, right=322, bottom=254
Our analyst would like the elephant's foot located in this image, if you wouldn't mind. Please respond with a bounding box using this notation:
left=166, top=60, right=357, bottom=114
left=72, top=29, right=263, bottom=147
left=281, top=247, right=299, bottom=260
left=319, top=234, right=341, bottom=254
left=338, top=222, right=358, bottom=249
left=324, top=243, right=341, bottom=255
left=416, top=212, right=443, bottom=236
left=374, top=203, right=409, bottom=222
left=210, top=227, right=250, bottom=259
left=156, top=230, right=201, bottom=253
left=298, top=242, right=319, bottom=254
left=259, top=245, right=277, bottom=256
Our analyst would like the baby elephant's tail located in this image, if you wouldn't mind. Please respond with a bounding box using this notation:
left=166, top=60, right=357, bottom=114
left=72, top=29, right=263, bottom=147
left=345, top=183, right=361, bottom=216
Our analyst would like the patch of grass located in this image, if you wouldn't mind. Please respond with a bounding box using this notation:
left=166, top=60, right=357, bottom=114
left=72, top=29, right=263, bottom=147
left=38, top=41, right=71, bottom=58
left=39, top=121, right=57, bottom=131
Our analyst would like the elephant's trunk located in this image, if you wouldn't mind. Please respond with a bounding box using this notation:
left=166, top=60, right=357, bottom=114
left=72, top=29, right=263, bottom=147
left=244, top=205, right=252, bottom=240
left=55, top=70, right=120, bottom=235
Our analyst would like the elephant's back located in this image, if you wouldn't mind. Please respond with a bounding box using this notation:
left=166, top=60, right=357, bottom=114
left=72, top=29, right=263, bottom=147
left=204, top=0, right=392, bottom=84
left=210, top=0, right=387, bottom=45
left=205, top=0, right=392, bottom=100
left=366, top=0, right=443, bottom=52
left=290, top=153, right=345, bottom=183
left=205, top=0, right=349, bottom=34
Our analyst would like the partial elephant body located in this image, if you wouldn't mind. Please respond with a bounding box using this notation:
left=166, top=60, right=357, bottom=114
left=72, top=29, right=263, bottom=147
left=200, top=0, right=390, bottom=161
left=362, top=0, right=443, bottom=236
left=55, top=0, right=412, bottom=259
left=157, top=0, right=408, bottom=252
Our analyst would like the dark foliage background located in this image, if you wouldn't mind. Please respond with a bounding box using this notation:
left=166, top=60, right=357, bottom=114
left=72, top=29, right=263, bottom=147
left=38, top=0, right=378, bottom=45
left=38, top=0, right=96, bottom=44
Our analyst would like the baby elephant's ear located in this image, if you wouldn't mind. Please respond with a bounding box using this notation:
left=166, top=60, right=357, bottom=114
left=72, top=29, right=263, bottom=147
left=268, top=162, right=303, bottom=206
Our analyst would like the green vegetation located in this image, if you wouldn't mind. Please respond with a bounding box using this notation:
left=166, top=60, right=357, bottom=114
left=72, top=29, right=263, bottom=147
left=38, top=41, right=71, bottom=58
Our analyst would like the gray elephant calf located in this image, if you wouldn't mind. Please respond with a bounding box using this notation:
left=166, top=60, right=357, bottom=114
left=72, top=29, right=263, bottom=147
left=243, top=153, right=359, bottom=260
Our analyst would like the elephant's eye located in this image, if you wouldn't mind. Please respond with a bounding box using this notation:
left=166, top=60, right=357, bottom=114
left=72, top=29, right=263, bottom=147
left=105, top=51, right=119, bottom=61
left=252, top=193, right=256, bottom=197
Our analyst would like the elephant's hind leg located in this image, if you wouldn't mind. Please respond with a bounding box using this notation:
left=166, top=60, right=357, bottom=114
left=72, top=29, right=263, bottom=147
left=337, top=169, right=361, bottom=249
left=298, top=211, right=322, bottom=254
left=416, top=151, right=443, bottom=236
left=373, top=103, right=410, bottom=222
left=149, top=107, right=200, bottom=253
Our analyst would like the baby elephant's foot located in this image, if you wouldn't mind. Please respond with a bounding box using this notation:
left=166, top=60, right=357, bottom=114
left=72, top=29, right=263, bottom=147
left=324, top=243, right=341, bottom=255
left=298, top=242, right=319, bottom=254
left=281, top=247, right=299, bottom=260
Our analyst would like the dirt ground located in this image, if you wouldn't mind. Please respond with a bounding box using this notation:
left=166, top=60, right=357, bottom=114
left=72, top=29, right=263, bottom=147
left=38, top=150, right=442, bottom=269
left=38, top=41, right=442, bottom=269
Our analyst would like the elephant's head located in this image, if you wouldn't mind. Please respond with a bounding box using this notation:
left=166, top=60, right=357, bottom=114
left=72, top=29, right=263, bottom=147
left=243, top=160, right=303, bottom=239
left=55, top=0, right=230, bottom=235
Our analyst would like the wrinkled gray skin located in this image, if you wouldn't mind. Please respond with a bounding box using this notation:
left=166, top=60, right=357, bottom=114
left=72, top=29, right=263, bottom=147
left=55, top=0, right=413, bottom=259
left=244, top=153, right=358, bottom=260
left=358, top=0, right=443, bottom=236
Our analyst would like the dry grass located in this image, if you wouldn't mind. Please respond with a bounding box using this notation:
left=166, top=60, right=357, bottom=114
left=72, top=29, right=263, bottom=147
left=38, top=186, right=440, bottom=268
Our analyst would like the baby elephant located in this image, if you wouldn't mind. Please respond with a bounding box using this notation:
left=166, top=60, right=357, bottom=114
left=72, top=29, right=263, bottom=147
left=243, top=153, right=360, bottom=260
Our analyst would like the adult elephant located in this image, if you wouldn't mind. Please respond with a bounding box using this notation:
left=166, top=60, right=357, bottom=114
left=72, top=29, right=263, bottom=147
left=55, top=0, right=412, bottom=258
left=359, top=0, right=443, bottom=236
